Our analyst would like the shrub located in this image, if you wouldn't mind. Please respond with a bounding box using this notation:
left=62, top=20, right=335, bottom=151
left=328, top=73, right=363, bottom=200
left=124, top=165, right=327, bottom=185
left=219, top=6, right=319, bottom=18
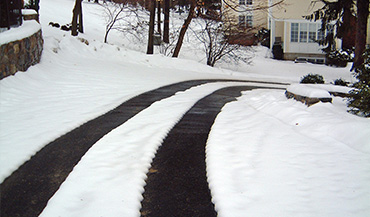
left=256, top=28, right=270, bottom=48
left=326, top=49, right=352, bottom=67
left=300, top=74, right=325, bottom=84
left=348, top=47, right=370, bottom=117
left=333, top=78, right=349, bottom=86
left=272, top=43, right=283, bottom=60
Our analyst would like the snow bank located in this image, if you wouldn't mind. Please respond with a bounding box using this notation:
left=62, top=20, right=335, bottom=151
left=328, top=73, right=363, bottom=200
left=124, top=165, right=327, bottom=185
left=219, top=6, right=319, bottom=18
left=0, top=20, right=41, bottom=45
left=287, top=83, right=352, bottom=98
left=287, top=84, right=331, bottom=98
left=22, top=9, right=38, bottom=15
left=207, top=89, right=370, bottom=217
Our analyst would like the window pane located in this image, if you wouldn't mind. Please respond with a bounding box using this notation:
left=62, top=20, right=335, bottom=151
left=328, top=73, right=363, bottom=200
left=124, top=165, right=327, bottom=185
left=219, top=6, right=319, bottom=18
left=308, top=24, right=317, bottom=43
left=239, top=0, right=245, bottom=5
left=246, top=0, right=253, bottom=5
left=291, top=23, right=298, bottom=42
left=239, top=15, right=245, bottom=27
left=299, top=23, right=307, bottom=43
left=246, top=15, right=253, bottom=27
left=317, top=24, right=325, bottom=40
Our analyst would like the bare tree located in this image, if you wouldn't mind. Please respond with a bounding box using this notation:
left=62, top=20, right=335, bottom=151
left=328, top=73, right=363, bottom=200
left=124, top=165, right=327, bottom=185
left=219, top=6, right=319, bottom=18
left=147, top=0, right=156, bottom=54
left=192, top=16, right=253, bottom=66
left=163, top=0, right=170, bottom=43
left=172, top=0, right=196, bottom=57
left=101, top=1, right=148, bottom=44
left=71, top=0, right=83, bottom=36
left=171, top=0, right=285, bottom=58
left=102, top=1, right=126, bottom=43
left=157, top=0, right=161, bottom=35
left=222, top=0, right=284, bottom=12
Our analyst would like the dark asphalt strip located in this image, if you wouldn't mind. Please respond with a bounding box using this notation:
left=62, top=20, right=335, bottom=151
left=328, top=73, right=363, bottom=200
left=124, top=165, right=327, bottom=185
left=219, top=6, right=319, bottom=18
left=0, top=79, right=233, bottom=217
left=140, top=85, right=283, bottom=217
left=0, top=79, right=286, bottom=217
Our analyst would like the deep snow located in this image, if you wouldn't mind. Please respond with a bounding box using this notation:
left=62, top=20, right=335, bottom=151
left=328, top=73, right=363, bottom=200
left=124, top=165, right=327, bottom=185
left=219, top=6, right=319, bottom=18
left=1, top=0, right=369, bottom=216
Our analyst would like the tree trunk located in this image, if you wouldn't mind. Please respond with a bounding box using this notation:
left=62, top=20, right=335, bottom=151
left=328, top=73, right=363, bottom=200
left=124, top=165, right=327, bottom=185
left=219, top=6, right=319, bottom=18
left=340, top=1, right=356, bottom=49
left=352, top=0, right=369, bottom=70
left=71, top=0, right=81, bottom=36
left=157, top=0, right=161, bottom=35
left=147, top=0, right=156, bottom=54
left=172, top=1, right=195, bottom=58
left=163, top=0, right=170, bottom=43
left=78, top=0, right=84, bottom=33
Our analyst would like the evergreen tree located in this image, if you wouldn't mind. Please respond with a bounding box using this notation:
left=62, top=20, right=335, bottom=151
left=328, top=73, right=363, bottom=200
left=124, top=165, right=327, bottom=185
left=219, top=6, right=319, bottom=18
left=305, top=0, right=356, bottom=50
left=352, top=0, right=369, bottom=70
left=307, top=0, right=369, bottom=69
left=348, top=47, right=370, bottom=117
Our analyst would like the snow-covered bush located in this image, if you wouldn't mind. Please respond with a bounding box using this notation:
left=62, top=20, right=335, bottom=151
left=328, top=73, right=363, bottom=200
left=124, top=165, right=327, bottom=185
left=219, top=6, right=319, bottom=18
left=333, top=78, right=349, bottom=86
left=348, top=47, right=370, bottom=117
left=255, top=28, right=270, bottom=48
left=326, top=49, right=353, bottom=67
left=300, top=74, right=325, bottom=84
left=24, top=0, right=40, bottom=11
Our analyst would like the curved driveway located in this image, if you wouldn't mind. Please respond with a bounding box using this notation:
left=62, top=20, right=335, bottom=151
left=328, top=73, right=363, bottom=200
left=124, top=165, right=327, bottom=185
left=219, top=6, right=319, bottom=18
left=0, top=80, right=285, bottom=217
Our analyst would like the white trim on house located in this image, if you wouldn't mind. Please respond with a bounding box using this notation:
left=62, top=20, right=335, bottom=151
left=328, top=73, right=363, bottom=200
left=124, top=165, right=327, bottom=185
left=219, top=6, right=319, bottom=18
left=269, top=17, right=342, bottom=60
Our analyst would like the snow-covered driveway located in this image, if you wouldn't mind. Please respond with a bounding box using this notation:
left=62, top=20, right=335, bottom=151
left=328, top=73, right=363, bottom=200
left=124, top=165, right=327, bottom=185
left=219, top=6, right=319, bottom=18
left=1, top=80, right=286, bottom=217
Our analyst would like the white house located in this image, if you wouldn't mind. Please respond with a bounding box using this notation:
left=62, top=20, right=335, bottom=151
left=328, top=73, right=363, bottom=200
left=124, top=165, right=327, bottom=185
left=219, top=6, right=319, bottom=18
left=223, top=0, right=370, bottom=62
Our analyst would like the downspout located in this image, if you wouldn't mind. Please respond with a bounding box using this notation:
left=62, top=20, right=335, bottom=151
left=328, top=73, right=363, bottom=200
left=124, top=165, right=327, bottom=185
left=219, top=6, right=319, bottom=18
left=268, top=0, right=275, bottom=49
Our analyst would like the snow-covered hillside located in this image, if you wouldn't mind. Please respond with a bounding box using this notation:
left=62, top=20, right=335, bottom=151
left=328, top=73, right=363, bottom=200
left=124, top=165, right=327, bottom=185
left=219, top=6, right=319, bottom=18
left=0, top=0, right=369, bottom=216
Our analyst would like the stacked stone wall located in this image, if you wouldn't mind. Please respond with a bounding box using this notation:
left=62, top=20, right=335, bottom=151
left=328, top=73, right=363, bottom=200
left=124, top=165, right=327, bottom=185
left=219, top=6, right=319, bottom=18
left=0, top=29, right=43, bottom=79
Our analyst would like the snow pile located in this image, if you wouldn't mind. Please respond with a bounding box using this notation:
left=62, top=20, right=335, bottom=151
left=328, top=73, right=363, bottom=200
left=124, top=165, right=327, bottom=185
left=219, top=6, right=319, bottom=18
left=286, top=83, right=352, bottom=98
left=22, top=9, right=38, bottom=15
left=207, top=89, right=370, bottom=217
left=0, top=20, right=41, bottom=45
left=287, top=84, right=332, bottom=98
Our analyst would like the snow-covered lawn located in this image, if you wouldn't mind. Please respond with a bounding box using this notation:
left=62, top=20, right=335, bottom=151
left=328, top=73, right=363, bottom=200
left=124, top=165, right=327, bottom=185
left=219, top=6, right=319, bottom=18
left=207, top=90, right=370, bottom=217
left=1, top=0, right=369, bottom=216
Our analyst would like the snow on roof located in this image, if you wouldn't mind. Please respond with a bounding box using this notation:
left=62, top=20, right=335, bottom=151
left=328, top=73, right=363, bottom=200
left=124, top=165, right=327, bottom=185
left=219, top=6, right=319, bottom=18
left=0, top=20, right=41, bottom=46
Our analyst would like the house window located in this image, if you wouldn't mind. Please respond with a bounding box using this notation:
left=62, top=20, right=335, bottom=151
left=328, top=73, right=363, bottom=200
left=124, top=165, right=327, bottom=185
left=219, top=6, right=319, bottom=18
left=239, top=15, right=245, bottom=26
left=299, top=23, right=307, bottom=43
left=246, top=15, right=253, bottom=27
left=317, top=27, right=325, bottom=40
left=291, top=22, right=327, bottom=43
left=239, top=15, right=253, bottom=28
left=239, top=0, right=252, bottom=5
left=308, top=23, right=317, bottom=43
left=291, top=23, right=299, bottom=42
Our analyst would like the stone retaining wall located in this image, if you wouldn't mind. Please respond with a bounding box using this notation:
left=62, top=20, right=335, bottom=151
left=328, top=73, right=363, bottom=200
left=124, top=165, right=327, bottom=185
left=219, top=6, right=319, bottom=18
left=23, top=13, right=39, bottom=23
left=0, top=26, right=43, bottom=79
left=285, top=90, right=333, bottom=106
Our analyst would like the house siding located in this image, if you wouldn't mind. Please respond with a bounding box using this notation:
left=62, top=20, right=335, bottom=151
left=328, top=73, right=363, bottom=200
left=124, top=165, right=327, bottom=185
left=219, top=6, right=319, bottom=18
left=224, top=0, right=369, bottom=56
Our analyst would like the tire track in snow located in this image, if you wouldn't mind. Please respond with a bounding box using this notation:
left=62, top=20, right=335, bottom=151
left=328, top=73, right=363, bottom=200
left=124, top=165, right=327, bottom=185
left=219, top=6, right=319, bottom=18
left=140, top=85, right=284, bottom=217
left=0, top=80, right=226, bottom=217
left=0, top=79, right=286, bottom=217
